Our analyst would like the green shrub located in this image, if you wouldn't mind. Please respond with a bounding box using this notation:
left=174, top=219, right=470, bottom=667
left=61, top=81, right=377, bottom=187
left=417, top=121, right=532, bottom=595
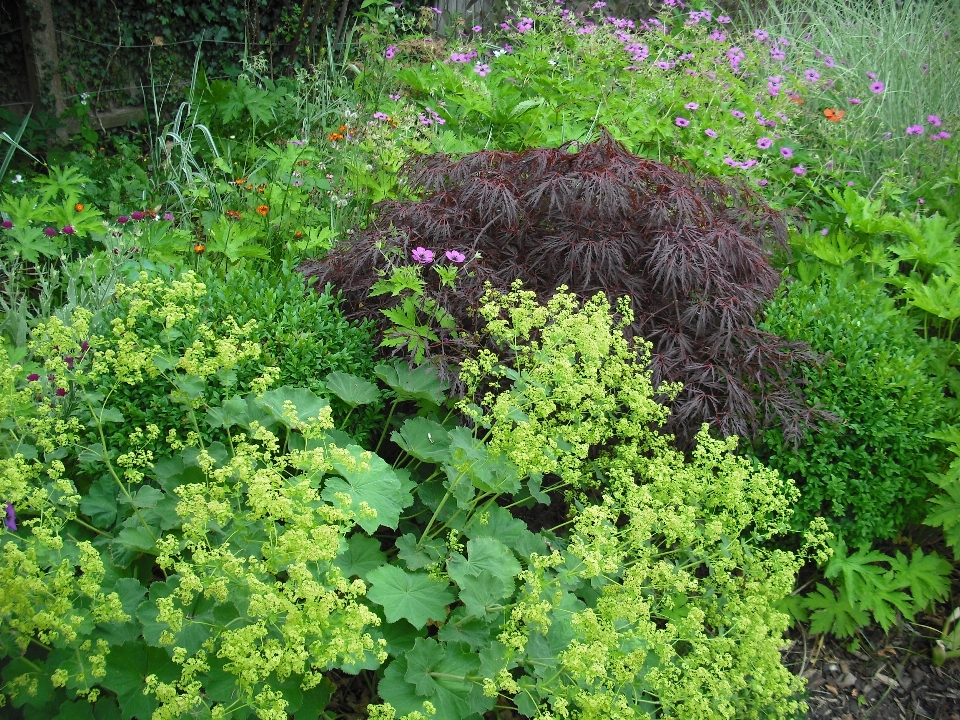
left=758, top=277, right=946, bottom=546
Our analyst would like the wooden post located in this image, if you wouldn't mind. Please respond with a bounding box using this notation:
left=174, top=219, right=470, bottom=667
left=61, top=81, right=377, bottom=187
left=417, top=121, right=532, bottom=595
left=24, top=0, right=67, bottom=138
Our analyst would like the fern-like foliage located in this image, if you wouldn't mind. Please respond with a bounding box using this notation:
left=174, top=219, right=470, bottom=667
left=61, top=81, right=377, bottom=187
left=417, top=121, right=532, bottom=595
left=299, top=130, right=819, bottom=445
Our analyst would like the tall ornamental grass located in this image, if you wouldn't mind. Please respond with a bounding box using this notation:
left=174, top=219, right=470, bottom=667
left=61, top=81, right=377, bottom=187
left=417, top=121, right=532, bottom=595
left=747, top=0, right=960, bottom=186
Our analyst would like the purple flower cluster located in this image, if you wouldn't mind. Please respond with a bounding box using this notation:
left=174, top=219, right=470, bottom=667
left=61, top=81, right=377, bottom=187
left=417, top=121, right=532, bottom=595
left=418, top=107, right=446, bottom=127
left=411, top=247, right=467, bottom=264
left=726, top=46, right=746, bottom=72
left=449, top=49, right=478, bottom=63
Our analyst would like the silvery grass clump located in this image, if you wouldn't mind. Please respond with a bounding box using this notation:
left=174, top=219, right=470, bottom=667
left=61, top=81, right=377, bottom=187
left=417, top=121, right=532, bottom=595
left=747, top=0, right=960, bottom=187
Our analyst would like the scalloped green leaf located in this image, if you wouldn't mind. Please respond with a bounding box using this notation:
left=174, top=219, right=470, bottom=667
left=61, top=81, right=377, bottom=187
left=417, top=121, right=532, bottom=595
left=325, top=371, right=381, bottom=408
left=366, top=565, right=454, bottom=629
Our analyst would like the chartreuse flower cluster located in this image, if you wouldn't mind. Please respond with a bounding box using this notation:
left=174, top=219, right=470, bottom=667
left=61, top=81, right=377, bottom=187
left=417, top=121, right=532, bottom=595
left=2, top=270, right=823, bottom=720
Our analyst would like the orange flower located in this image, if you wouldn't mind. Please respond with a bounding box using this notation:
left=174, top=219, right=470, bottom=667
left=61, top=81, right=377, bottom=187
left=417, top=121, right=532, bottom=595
left=74, top=203, right=84, bottom=212
left=235, top=178, right=247, bottom=185
left=294, top=230, right=304, bottom=239
left=256, top=184, right=267, bottom=193
left=194, top=243, right=205, bottom=253
left=824, top=108, right=845, bottom=122
left=339, top=125, right=346, bottom=133
left=790, top=96, right=804, bottom=104
left=225, top=210, right=243, bottom=219
left=256, top=205, right=269, bottom=216
left=328, top=132, right=343, bottom=142
left=245, top=183, right=253, bottom=190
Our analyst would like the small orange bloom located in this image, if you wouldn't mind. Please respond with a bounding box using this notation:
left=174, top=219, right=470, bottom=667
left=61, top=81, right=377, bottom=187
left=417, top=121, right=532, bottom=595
left=294, top=230, right=304, bottom=239
left=194, top=243, right=205, bottom=253
left=74, top=203, right=84, bottom=212
left=256, top=205, right=269, bottom=216
left=256, top=184, right=266, bottom=193
left=328, top=132, right=343, bottom=142
left=339, top=125, right=346, bottom=133
left=235, top=178, right=247, bottom=185
left=225, top=210, right=243, bottom=219
left=824, top=108, right=845, bottom=122
left=790, top=96, right=804, bottom=104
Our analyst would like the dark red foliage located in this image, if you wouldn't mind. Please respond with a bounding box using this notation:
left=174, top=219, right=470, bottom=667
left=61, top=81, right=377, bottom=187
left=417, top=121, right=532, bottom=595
left=298, top=130, right=820, bottom=446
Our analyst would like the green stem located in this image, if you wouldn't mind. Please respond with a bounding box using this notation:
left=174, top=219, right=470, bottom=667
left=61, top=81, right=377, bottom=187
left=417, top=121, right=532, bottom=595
left=69, top=515, right=112, bottom=538
left=374, top=398, right=399, bottom=454
left=83, top=391, right=156, bottom=544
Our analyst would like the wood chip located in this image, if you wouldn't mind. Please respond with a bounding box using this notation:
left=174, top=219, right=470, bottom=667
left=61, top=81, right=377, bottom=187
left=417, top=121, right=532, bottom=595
left=874, top=672, right=899, bottom=688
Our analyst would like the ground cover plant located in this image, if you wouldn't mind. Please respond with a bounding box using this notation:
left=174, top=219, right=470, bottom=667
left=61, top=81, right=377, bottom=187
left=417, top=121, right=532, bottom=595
left=0, top=273, right=820, bottom=719
left=2, top=0, right=960, bottom=717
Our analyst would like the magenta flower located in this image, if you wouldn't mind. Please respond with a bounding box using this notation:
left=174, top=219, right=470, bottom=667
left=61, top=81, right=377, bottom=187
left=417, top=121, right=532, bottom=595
left=753, top=29, right=769, bottom=41
left=55, top=388, right=66, bottom=397
left=824, top=55, right=835, bottom=68
left=906, top=124, right=925, bottom=135
left=445, top=249, right=466, bottom=263
left=656, top=61, right=672, bottom=70
left=804, top=68, right=820, bottom=82
left=163, top=212, right=175, bottom=221
left=117, top=216, right=129, bottom=224
left=384, top=45, right=397, bottom=59
left=675, top=117, right=690, bottom=127
left=131, top=211, right=144, bottom=221
left=704, top=128, right=718, bottom=138
left=847, top=180, right=855, bottom=186
left=848, top=97, right=862, bottom=105
left=867, top=71, right=877, bottom=80
left=770, top=48, right=786, bottom=61
left=1, top=220, right=12, bottom=229
left=918, top=198, right=925, bottom=204
left=927, top=115, right=942, bottom=126
left=792, top=165, right=806, bottom=175
left=933, top=131, right=952, bottom=140
left=730, top=109, right=746, bottom=119
left=43, top=227, right=57, bottom=237
left=780, top=147, right=794, bottom=159
left=3, top=502, right=16, bottom=532
left=684, top=102, right=699, bottom=110
left=718, top=15, right=731, bottom=23
left=757, top=137, right=773, bottom=149
left=709, top=30, right=726, bottom=42
left=474, top=63, right=490, bottom=77
left=411, top=247, right=434, bottom=263
left=821, top=228, right=830, bottom=236
left=472, top=25, right=482, bottom=32
left=870, top=81, right=885, bottom=93
left=61, top=225, right=75, bottom=235
left=757, top=178, right=768, bottom=186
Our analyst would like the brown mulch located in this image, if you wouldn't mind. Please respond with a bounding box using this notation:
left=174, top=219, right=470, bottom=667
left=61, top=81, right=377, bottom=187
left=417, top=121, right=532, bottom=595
left=782, top=616, right=960, bottom=719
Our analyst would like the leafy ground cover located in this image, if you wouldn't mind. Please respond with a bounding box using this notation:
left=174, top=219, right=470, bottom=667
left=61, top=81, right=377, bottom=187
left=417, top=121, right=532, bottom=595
left=2, top=0, right=960, bottom=718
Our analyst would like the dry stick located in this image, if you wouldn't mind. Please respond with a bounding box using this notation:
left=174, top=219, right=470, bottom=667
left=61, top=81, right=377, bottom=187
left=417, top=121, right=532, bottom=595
left=278, top=0, right=318, bottom=67
left=305, top=0, right=328, bottom=64
left=94, top=0, right=123, bottom=135
left=334, top=0, right=351, bottom=47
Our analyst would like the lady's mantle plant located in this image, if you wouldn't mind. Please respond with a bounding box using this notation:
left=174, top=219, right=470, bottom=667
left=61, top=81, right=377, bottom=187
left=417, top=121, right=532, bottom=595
left=1, top=271, right=822, bottom=719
